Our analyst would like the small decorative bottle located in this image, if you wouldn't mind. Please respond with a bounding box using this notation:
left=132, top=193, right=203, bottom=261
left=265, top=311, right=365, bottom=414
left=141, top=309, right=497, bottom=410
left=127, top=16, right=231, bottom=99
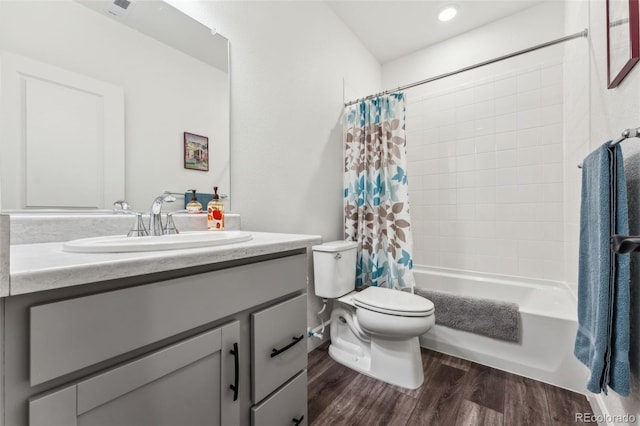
left=207, top=186, right=225, bottom=230
left=186, top=189, right=203, bottom=214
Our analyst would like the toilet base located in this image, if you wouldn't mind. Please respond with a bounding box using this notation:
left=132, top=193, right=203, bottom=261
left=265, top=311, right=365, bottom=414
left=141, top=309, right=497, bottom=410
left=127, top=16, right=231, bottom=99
left=328, top=335, right=424, bottom=389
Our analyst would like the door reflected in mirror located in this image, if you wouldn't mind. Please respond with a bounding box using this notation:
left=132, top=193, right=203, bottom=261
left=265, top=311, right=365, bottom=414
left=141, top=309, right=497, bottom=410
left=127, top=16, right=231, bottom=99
left=0, top=0, right=230, bottom=212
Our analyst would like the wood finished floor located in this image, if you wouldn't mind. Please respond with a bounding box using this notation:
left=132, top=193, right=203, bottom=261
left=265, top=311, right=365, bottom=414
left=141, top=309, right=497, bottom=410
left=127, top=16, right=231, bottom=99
left=308, top=342, right=593, bottom=426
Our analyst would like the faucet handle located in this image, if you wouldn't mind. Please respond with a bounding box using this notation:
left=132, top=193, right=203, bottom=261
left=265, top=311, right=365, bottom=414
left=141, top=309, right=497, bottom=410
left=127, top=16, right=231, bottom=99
left=113, top=200, right=131, bottom=212
left=127, top=213, right=149, bottom=237
left=163, top=212, right=181, bottom=235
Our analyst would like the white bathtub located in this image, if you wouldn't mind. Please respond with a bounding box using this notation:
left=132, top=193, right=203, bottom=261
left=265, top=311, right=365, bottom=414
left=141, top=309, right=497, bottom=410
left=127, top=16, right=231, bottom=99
left=415, top=266, right=588, bottom=393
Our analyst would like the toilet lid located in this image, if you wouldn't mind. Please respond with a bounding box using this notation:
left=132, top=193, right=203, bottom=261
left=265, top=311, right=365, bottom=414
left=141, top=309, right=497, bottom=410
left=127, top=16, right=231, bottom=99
left=353, top=287, right=434, bottom=317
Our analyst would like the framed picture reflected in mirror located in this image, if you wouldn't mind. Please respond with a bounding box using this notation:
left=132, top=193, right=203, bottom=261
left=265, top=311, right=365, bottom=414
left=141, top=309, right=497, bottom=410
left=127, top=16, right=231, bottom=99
left=607, top=0, right=640, bottom=88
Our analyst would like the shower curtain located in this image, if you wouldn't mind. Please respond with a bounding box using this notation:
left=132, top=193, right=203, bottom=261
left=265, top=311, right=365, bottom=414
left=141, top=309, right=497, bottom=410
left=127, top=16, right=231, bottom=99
left=344, top=93, right=415, bottom=290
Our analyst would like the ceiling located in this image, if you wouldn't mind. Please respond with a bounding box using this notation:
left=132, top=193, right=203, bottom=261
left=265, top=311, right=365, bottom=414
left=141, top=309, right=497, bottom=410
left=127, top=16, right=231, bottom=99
left=326, top=0, right=544, bottom=64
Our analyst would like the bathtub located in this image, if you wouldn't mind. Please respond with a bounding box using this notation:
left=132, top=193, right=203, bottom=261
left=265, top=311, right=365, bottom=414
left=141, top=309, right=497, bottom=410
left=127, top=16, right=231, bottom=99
left=414, top=266, right=588, bottom=393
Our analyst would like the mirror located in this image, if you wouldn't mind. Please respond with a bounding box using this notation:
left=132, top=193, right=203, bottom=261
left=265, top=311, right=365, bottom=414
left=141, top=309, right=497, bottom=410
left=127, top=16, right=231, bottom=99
left=0, top=0, right=230, bottom=212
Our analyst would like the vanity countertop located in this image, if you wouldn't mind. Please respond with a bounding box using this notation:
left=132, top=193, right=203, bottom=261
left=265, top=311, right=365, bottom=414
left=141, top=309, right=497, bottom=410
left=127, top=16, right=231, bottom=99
left=10, top=231, right=322, bottom=296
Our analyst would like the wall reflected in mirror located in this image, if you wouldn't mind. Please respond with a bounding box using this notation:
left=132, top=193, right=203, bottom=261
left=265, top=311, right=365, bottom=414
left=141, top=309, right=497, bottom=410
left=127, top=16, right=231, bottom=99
left=0, top=0, right=230, bottom=212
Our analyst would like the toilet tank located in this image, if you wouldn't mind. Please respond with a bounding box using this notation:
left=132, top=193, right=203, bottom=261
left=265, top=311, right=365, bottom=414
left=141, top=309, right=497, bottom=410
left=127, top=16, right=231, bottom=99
left=312, top=241, right=358, bottom=298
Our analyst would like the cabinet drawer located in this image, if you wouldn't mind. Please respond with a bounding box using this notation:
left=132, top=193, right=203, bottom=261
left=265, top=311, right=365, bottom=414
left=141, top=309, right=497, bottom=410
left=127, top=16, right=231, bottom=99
left=252, top=293, right=307, bottom=403
left=30, top=253, right=306, bottom=386
left=251, top=370, right=307, bottom=426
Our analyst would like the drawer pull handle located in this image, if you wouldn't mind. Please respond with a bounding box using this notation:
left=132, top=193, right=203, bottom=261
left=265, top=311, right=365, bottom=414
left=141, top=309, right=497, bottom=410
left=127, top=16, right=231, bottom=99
left=229, top=342, right=239, bottom=401
left=270, top=335, right=304, bottom=358
left=292, top=415, right=305, bottom=425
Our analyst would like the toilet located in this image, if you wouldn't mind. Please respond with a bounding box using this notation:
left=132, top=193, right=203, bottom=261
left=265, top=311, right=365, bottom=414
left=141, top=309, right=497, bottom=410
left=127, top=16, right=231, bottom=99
left=312, top=240, right=435, bottom=389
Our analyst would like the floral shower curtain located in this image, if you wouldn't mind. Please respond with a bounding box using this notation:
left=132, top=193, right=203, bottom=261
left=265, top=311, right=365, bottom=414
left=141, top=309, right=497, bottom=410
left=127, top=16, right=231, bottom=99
left=344, top=93, right=415, bottom=290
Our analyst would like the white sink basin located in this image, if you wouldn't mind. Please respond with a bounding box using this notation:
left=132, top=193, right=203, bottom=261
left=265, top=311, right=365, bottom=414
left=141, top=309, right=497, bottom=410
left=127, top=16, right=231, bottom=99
left=63, top=231, right=252, bottom=253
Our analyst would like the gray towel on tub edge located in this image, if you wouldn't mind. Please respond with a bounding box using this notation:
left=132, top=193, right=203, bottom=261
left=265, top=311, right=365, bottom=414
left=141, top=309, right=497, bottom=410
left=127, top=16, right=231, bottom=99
left=415, top=287, right=521, bottom=343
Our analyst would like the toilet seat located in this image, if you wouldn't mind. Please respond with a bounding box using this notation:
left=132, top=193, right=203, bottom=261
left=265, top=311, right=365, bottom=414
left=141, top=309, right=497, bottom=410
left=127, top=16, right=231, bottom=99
left=353, top=286, right=434, bottom=317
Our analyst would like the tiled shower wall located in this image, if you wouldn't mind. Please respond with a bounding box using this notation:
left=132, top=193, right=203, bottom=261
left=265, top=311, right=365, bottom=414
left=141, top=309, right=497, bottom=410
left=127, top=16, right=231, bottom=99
left=406, top=61, right=565, bottom=281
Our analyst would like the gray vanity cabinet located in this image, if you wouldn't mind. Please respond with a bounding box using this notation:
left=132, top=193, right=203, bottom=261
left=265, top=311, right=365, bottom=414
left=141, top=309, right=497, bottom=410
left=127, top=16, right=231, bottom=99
left=3, top=251, right=309, bottom=426
left=30, top=321, right=240, bottom=426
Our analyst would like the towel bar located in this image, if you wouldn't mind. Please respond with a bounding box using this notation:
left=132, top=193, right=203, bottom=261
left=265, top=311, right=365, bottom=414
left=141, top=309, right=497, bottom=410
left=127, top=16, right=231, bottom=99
left=611, top=234, right=640, bottom=254
left=578, top=127, right=640, bottom=168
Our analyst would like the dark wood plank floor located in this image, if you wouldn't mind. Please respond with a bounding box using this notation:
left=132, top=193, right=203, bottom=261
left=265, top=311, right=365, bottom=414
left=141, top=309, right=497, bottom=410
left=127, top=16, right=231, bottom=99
left=308, top=342, right=593, bottom=426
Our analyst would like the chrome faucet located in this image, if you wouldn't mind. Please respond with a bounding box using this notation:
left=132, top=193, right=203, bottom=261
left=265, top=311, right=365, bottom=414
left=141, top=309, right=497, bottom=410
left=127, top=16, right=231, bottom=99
left=149, top=194, right=176, bottom=236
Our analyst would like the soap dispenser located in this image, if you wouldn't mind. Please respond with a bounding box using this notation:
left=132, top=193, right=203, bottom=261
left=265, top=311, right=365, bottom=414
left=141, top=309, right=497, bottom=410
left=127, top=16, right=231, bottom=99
left=186, top=189, right=203, bottom=214
left=207, top=186, right=225, bottom=230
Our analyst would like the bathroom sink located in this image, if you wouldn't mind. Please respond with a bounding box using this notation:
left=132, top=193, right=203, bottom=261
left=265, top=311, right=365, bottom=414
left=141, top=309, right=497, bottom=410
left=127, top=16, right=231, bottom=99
left=63, top=231, right=252, bottom=253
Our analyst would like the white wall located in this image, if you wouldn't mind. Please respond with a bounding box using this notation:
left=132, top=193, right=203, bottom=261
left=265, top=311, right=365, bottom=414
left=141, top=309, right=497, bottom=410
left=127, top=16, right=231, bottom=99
left=0, top=0, right=228, bottom=211
left=382, top=2, right=570, bottom=281
left=584, top=0, right=640, bottom=421
left=167, top=0, right=381, bottom=351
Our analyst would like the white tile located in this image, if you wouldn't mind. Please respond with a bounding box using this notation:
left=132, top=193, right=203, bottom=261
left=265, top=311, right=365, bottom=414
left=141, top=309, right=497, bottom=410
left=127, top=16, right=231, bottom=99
left=542, top=144, right=563, bottom=163
left=518, top=184, right=543, bottom=203
left=517, top=69, right=541, bottom=92
left=542, top=163, right=563, bottom=183
left=475, top=151, right=496, bottom=170
left=517, top=89, right=542, bottom=111
left=495, top=94, right=517, bottom=115
left=457, top=154, right=475, bottom=172
left=475, top=135, right=496, bottom=153
left=541, top=123, right=562, bottom=145
left=540, top=84, right=562, bottom=107
left=439, top=124, right=457, bottom=142
left=457, top=171, right=475, bottom=188
left=457, top=204, right=476, bottom=220
left=455, top=104, right=475, bottom=124
left=476, top=169, right=496, bottom=186
left=495, top=113, right=517, bottom=134
left=439, top=205, right=457, bottom=221
left=476, top=204, right=495, bottom=221
left=494, top=76, right=517, bottom=97
left=452, top=87, right=475, bottom=106
left=541, top=64, right=563, bottom=87
left=438, top=173, right=457, bottom=189
left=541, top=104, right=563, bottom=126
left=542, top=183, right=563, bottom=202
left=438, top=189, right=457, bottom=205
left=437, top=141, right=456, bottom=159
left=517, top=164, right=543, bottom=184
left=495, top=185, right=519, bottom=204
left=516, top=127, right=542, bottom=148
left=423, top=128, right=439, bottom=144
left=456, top=138, right=476, bottom=156
left=496, top=149, right=517, bottom=168
left=475, top=117, right=495, bottom=136
left=495, top=131, right=517, bottom=151
left=457, top=188, right=476, bottom=204
left=476, top=187, right=495, bottom=203
left=455, top=124, right=475, bottom=141
left=517, top=146, right=543, bottom=166
left=475, top=99, right=495, bottom=119
left=495, top=167, right=518, bottom=184
left=474, top=82, right=494, bottom=102
left=516, top=108, right=542, bottom=129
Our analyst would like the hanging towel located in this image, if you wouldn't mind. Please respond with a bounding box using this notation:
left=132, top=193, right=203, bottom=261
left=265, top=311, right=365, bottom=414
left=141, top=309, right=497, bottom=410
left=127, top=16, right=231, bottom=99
left=574, top=142, right=630, bottom=396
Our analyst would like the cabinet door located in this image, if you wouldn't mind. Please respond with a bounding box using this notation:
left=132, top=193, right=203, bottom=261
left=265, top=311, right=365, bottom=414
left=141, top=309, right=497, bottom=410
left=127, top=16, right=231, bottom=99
left=29, top=321, right=240, bottom=426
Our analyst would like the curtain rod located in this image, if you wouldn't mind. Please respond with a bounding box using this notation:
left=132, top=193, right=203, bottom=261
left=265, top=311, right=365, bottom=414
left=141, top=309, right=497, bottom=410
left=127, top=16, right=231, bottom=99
left=344, top=29, right=589, bottom=107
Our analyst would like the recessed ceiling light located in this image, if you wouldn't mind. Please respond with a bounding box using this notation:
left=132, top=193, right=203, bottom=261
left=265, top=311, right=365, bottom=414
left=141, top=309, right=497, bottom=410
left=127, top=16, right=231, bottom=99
left=438, top=6, right=457, bottom=22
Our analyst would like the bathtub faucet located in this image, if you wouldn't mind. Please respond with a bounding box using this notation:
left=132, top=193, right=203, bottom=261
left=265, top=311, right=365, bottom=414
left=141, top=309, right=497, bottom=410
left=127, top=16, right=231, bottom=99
left=148, top=194, right=176, bottom=236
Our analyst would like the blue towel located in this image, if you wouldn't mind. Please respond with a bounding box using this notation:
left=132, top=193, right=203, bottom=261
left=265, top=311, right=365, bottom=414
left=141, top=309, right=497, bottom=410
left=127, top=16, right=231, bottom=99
left=184, top=192, right=213, bottom=210
left=574, top=142, right=630, bottom=396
